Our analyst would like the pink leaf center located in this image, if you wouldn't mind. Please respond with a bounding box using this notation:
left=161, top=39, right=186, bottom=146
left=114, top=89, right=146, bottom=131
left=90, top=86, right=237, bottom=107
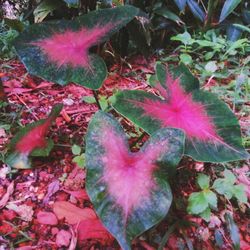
left=32, top=23, right=113, bottom=68
left=134, top=74, right=219, bottom=142
left=99, top=127, right=167, bottom=217
left=15, top=118, right=52, bottom=154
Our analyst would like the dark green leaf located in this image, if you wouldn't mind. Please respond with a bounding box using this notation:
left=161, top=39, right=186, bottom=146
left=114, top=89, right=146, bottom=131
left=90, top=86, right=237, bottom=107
left=232, top=23, right=250, bottom=33
left=219, top=0, right=241, bottom=23
left=127, top=15, right=151, bottom=56
left=154, top=7, right=184, bottom=25
left=85, top=111, right=184, bottom=250
left=112, top=64, right=248, bottom=162
left=232, top=184, right=248, bottom=203
left=197, top=174, right=210, bottom=189
left=225, top=212, right=240, bottom=250
left=6, top=104, right=62, bottom=169
left=72, top=144, right=81, bottom=155
left=187, top=192, right=208, bottom=214
left=187, top=0, right=205, bottom=22
left=14, top=6, right=138, bottom=90
left=173, top=0, right=187, bottom=11
left=199, top=207, right=211, bottom=222
left=203, top=190, right=217, bottom=208
left=171, top=31, right=193, bottom=46
left=33, top=0, right=64, bottom=23
left=227, top=24, right=242, bottom=41
left=180, top=53, right=192, bottom=65
left=4, top=18, right=25, bottom=32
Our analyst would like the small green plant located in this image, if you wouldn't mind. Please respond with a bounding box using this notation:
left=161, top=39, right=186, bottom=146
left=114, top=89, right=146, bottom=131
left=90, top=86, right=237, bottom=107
left=187, top=170, right=248, bottom=221
left=71, top=144, right=85, bottom=168
left=0, top=20, right=19, bottom=59
left=187, top=173, right=217, bottom=221
left=171, top=30, right=250, bottom=64
left=212, top=169, right=248, bottom=203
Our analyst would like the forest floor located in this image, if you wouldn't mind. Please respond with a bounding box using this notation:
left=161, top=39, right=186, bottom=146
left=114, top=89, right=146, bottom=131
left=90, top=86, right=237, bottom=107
left=0, top=57, right=249, bottom=250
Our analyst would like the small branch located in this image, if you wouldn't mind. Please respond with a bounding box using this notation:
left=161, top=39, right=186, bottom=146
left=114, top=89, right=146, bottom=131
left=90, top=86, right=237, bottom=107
left=15, top=94, right=39, bottom=120
left=92, top=90, right=102, bottom=110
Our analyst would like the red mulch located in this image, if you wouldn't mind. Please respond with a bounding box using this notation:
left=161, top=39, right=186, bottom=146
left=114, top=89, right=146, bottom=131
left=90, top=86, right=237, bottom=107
left=0, top=57, right=249, bottom=250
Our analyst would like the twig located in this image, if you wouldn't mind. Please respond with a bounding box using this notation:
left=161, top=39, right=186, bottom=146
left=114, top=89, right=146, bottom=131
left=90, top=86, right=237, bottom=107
left=14, top=94, right=39, bottom=120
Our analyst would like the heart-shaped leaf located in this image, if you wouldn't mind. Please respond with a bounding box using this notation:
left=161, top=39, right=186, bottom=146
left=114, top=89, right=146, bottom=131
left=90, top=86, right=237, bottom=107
left=112, top=64, right=249, bottom=162
left=85, top=111, right=184, bottom=250
left=6, top=104, right=62, bottom=169
left=14, top=5, right=138, bottom=90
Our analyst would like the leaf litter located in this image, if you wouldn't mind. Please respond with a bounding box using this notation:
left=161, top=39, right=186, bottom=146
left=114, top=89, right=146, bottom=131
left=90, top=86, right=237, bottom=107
left=0, top=57, right=249, bottom=249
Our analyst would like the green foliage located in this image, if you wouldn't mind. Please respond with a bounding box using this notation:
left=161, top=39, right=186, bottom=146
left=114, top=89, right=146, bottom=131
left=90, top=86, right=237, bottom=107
left=187, top=174, right=217, bottom=221
left=14, top=5, right=138, bottom=89
left=171, top=30, right=250, bottom=63
left=219, top=0, right=241, bottom=23
left=71, top=144, right=85, bottom=168
left=5, top=104, right=63, bottom=169
left=33, top=0, right=65, bottom=23
left=212, top=169, right=248, bottom=203
left=112, top=63, right=249, bottom=162
left=0, top=21, right=19, bottom=59
left=188, top=170, right=248, bottom=221
left=1, top=2, right=249, bottom=249
left=225, top=212, right=240, bottom=250
left=82, top=95, right=109, bottom=111
left=85, top=111, right=184, bottom=250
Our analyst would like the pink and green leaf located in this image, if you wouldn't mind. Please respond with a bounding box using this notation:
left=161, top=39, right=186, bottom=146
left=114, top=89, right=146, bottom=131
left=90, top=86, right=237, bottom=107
left=112, top=64, right=249, bottom=162
left=85, top=111, right=184, bottom=250
left=6, top=104, right=63, bottom=169
left=14, top=5, right=138, bottom=90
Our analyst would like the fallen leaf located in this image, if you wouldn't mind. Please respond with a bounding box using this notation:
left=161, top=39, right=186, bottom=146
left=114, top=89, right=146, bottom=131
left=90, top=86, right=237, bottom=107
left=0, top=166, right=10, bottom=179
left=77, top=218, right=113, bottom=244
left=68, top=226, right=77, bottom=250
left=43, top=180, right=60, bottom=204
left=0, top=128, right=6, bottom=138
left=7, top=203, right=34, bottom=222
left=53, top=201, right=96, bottom=224
left=62, top=189, right=89, bottom=200
left=56, top=229, right=71, bottom=247
left=0, top=182, right=14, bottom=209
left=208, top=215, right=221, bottom=228
left=37, top=211, right=58, bottom=225
left=234, top=166, right=250, bottom=199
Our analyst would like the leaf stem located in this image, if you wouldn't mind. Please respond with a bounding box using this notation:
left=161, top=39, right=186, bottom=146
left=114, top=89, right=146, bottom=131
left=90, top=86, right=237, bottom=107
left=131, top=132, right=147, bottom=148
left=158, top=223, right=177, bottom=250
left=92, top=90, right=102, bottom=110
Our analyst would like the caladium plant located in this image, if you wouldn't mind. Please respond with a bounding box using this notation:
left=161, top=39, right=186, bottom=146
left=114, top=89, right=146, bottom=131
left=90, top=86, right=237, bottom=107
left=14, top=5, right=138, bottom=89
left=112, top=63, right=249, bottom=162
left=85, top=111, right=184, bottom=250
left=6, top=104, right=62, bottom=169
